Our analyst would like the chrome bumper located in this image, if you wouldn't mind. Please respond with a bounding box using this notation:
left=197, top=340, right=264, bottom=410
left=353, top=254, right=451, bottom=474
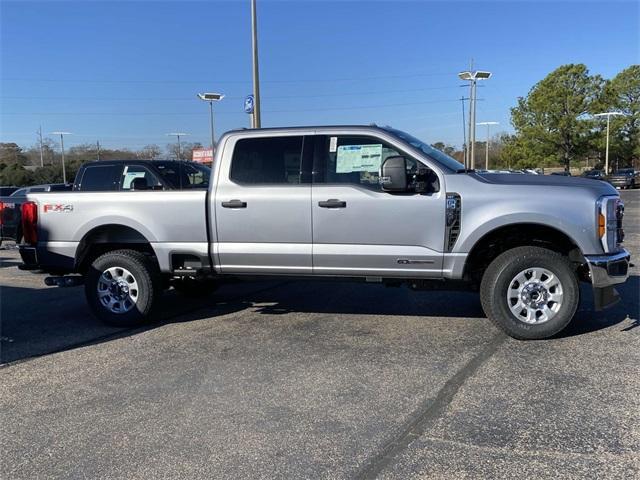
left=584, top=249, right=630, bottom=287
left=584, top=249, right=631, bottom=311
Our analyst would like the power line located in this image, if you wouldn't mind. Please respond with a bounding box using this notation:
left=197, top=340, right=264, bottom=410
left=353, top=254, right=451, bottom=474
left=0, top=85, right=463, bottom=102
left=1, top=98, right=462, bottom=117
left=1, top=71, right=459, bottom=85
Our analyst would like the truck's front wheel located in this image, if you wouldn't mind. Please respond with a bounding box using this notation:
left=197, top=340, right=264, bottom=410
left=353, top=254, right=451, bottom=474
left=480, top=246, right=579, bottom=340
left=85, top=249, right=161, bottom=327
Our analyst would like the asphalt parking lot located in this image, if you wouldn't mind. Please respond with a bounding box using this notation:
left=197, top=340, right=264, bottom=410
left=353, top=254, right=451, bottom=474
left=1, top=190, right=638, bottom=479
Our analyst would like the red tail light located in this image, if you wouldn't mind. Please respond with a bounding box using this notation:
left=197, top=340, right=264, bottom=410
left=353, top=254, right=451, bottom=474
left=21, top=201, right=38, bottom=245
left=0, top=202, right=4, bottom=226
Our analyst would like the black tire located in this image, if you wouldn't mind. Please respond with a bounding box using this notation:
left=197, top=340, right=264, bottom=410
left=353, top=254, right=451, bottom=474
left=85, top=249, right=161, bottom=327
left=480, top=246, right=579, bottom=340
left=172, top=277, right=219, bottom=298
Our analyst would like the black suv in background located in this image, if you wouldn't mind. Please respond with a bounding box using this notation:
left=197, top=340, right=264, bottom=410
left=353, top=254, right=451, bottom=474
left=73, top=160, right=211, bottom=191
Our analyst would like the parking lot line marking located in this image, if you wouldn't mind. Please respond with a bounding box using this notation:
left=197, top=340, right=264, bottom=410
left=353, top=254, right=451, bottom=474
left=354, top=332, right=507, bottom=479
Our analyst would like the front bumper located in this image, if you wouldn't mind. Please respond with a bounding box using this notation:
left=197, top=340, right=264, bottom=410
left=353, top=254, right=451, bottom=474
left=585, top=249, right=630, bottom=287
left=584, top=249, right=631, bottom=310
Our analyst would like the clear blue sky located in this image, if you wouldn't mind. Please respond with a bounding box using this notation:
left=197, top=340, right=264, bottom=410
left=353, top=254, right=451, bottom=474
left=1, top=0, right=638, bottom=152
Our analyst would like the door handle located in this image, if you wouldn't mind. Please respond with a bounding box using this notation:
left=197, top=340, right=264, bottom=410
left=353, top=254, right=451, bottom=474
left=318, top=199, right=347, bottom=208
left=221, top=199, right=247, bottom=208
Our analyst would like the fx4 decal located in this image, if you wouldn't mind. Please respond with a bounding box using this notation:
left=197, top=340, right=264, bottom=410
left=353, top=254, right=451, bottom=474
left=43, top=204, right=74, bottom=213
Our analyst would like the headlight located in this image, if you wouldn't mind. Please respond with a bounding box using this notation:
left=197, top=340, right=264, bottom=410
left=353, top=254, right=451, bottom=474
left=597, top=196, right=624, bottom=253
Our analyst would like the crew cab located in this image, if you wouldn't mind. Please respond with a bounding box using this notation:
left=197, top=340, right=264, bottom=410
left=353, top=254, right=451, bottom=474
left=15, top=126, right=631, bottom=340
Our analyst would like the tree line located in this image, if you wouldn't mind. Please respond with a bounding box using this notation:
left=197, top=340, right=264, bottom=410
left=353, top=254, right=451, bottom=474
left=430, top=64, right=638, bottom=172
left=1, top=64, right=638, bottom=187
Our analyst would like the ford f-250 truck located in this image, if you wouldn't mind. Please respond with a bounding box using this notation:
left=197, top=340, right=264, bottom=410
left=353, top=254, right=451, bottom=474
left=14, top=126, right=631, bottom=340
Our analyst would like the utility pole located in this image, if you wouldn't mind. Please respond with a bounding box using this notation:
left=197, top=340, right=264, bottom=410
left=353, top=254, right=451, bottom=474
left=460, top=96, right=468, bottom=167
left=468, top=81, right=476, bottom=168
left=250, top=0, right=262, bottom=128
left=51, top=131, right=71, bottom=184
left=37, top=126, right=44, bottom=167
left=97, top=140, right=101, bottom=161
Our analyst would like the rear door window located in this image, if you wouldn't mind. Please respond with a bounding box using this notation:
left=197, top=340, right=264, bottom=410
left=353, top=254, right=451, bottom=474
left=78, top=165, right=122, bottom=191
left=230, top=136, right=304, bottom=184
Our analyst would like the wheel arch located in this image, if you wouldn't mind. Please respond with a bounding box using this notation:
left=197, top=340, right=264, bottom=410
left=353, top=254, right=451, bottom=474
left=463, top=222, right=586, bottom=282
left=75, top=224, right=156, bottom=272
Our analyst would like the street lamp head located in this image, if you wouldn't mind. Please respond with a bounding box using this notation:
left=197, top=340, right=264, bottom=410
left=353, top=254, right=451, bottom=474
left=458, top=70, right=492, bottom=81
left=477, top=121, right=499, bottom=126
left=167, top=132, right=190, bottom=136
left=197, top=93, right=225, bottom=102
left=51, top=131, right=72, bottom=135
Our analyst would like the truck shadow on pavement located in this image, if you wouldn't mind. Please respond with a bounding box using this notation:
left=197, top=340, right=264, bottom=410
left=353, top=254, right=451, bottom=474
left=1, top=274, right=638, bottom=364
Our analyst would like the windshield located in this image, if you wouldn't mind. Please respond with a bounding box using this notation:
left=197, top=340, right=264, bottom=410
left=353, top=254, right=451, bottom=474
left=382, top=127, right=465, bottom=172
left=154, top=162, right=211, bottom=189
left=615, top=168, right=634, bottom=174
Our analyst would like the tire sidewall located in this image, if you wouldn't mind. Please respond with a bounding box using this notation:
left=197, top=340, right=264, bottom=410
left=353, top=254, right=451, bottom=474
left=85, top=251, right=156, bottom=327
left=487, top=249, right=579, bottom=339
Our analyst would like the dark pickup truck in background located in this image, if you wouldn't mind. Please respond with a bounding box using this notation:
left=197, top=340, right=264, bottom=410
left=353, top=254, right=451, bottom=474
left=607, top=168, right=639, bottom=189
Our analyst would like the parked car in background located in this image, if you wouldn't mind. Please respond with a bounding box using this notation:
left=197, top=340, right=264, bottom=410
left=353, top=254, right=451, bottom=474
left=10, top=183, right=72, bottom=197
left=550, top=171, right=572, bottom=176
left=607, top=168, right=638, bottom=189
left=582, top=170, right=606, bottom=180
left=13, top=125, right=631, bottom=341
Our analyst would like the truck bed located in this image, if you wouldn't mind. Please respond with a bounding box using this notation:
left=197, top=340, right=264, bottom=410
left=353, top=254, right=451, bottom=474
left=21, top=190, right=210, bottom=272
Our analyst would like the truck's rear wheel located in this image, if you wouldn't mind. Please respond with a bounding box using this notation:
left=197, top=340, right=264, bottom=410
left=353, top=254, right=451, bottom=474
left=480, top=246, right=579, bottom=340
left=85, top=249, right=160, bottom=327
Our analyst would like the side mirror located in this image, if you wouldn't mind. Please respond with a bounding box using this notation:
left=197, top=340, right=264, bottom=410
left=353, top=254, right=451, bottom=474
left=380, top=156, right=408, bottom=192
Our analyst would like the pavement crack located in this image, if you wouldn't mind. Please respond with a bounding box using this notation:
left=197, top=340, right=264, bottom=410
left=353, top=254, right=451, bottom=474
left=354, top=333, right=507, bottom=480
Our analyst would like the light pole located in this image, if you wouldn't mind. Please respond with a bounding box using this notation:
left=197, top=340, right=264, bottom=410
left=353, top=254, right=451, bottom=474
left=167, top=132, right=190, bottom=160
left=250, top=0, right=261, bottom=128
left=594, top=112, right=625, bottom=174
left=197, top=93, right=225, bottom=156
left=458, top=70, right=492, bottom=169
left=477, top=121, right=499, bottom=170
left=51, top=131, right=72, bottom=184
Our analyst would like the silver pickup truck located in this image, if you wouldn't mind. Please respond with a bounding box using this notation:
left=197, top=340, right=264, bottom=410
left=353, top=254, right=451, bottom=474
left=14, top=125, right=631, bottom=340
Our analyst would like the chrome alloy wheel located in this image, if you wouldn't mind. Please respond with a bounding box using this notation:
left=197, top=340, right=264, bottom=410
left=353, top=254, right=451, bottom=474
left=506, top=267, right=564, bottom=324
left=97, top=266, right=139, bottom=314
